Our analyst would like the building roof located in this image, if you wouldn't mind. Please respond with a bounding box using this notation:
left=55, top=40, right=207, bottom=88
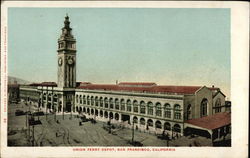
left=185, top=112, right=231, bottom=130
left=118, top=82, right=156, bottom=87
left=213, top=90, right=226, bottom=98
left=8, top=84, right=19, bottom=88
left=77, top=82, right=214, bottom=94
left=29, top=82, right=57, bottom=87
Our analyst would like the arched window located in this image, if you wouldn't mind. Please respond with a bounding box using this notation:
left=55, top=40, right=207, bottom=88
left=140, top=118, right=145, bottom=125
left=201, top=98, right=208, bottom=117
left=83, top=95, right=86, bottom=104
left=104, top=111, right=108, bottom=118
left=155, top=102, right=162, bottom=117
left=147, top=102, right=153, bottom=115
left=109, top=98, right=114, bottom=109
left=87, top=96, right=90, bottom=105
left=115, top=99, right=119, bottom=110
left=121, top=99, right=125, bottom=111
left=104, top=97, right=108, bottom=108
left=76, top=95, right=79, bottom=103
left=100, top=110, right=103, bottom=117
left=127, top=99, right=132, bottom=112
left=109, top=112, right=113, bottom=119
left=95, top=96, right=99, bottom=106
left=133, top=116, right=138, bottom=124
left=140, top=101, right=146, bottom=114
left=133, top=100, right=138, bottom=113
left=147, top=119, right=153, bottom=127
left=164, top=103, right=171, bottom=118
left=164, top=122, right=171, bottom=130
left=79, top=95, right=82, bottom=104
left=100, top=97, right=103, bottom=107
left=174, top=104, right=181, bottom=119
left=91, top=96, right=94, bottom=106
left=155, top=120, right=162, bottom=129
left=173, top=124, right=181, bottom=133
left=115, top=113, right=119, bottom=120
left=215, top=98, right=221, bottom=113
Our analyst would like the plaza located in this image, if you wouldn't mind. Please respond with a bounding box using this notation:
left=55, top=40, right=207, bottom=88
left=8, top=102, right=222, bottom=147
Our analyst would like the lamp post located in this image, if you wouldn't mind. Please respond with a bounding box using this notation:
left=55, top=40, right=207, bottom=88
left=62, top=94, right=65, bottom=120
left=46, top=85, right=48, bottom=121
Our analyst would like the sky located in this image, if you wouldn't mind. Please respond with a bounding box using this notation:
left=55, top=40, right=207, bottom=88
left=8, top=8, right=231, bottom=98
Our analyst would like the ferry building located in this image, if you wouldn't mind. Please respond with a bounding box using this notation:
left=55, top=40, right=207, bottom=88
left=19, top=15, right=231, bottom=141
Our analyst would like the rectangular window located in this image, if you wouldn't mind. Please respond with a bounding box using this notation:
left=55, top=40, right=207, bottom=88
left=134, top=107, right=138, bottom=113
left=148, top=109, right=153, bottom=115
left=121, top=104, right=125, bottom=111
left=127, top=106, right=131, bottom=112
left=165, top=111, right=171, bottom=118
left=156, top=110, right=162, bottom=117
left=174, top=112, right=181, bottom=119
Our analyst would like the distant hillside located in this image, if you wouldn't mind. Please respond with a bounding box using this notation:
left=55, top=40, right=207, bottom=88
left=8, top=76, right=31, bottom=85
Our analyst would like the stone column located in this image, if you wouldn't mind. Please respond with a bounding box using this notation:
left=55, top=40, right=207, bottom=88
left=118, top=113, right=122, bottom=122
left=46, top=92, right=48, bottom=113
left=153, top=105, right=156, bottom=117
left=138, top=104, right=141, bottom=114
left=171, top=108, right=174, bottom=120
left=131, top=103, right=134, bottom=113
left=162, top=107, right=164, bottom=118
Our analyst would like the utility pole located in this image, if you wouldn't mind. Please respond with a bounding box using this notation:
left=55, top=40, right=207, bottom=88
left=28, top=114, right=30, bottom=144
left=52, top=86, right=56, bottom=121
left=38, top=99, right=40, bottom=120
left=132, top=119, right=135, bottom=143
left=70, top=99, right=73, bottom=120
left=32, top=123, right=35, bottom=146
left=62, top=94, right=65, bottom=120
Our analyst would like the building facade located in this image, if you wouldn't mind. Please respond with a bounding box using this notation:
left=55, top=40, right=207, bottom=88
left=19, top=15, right=230, bottom=138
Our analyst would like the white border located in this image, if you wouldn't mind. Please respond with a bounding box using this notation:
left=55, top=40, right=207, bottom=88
left=1, top=1, right=249, bottom=158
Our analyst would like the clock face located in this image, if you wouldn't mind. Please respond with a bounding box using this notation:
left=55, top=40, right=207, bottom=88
left=58, top=58, right=62, bottom=66
left=67, top=57, right=74, bottom=65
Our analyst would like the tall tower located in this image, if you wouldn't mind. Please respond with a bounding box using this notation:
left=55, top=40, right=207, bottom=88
left=57, top=15, right=76, bottom=88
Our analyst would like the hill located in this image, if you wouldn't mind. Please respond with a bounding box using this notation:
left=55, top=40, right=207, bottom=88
left=8, top=76, right=31, bottom=85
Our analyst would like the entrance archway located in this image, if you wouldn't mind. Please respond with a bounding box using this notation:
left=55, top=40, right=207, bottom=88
left=66, top=102, right=71, bottom=112
left=115, top=113, right=119, bottom=120
left=155, top=120, right=162, bottom=129
left=109, top=112, right=113, bottom=119
left=104, top=111, right=108, bottom=118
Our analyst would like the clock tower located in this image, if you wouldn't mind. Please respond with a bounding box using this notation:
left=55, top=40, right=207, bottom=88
left=57, top=15, right=76, bottom=88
